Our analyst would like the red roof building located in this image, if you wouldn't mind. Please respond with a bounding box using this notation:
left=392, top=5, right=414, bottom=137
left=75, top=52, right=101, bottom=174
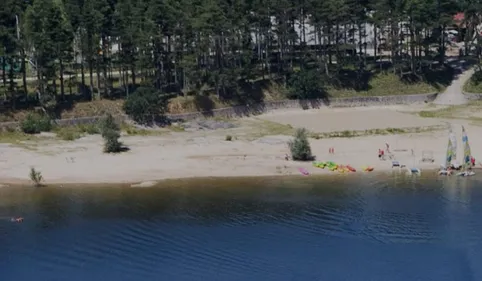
left=454, top=12, right=465, bottom=27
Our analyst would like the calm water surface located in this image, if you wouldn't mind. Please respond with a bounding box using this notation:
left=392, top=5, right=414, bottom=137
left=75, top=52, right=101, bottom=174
left=0, top=175, right=481, bottom=281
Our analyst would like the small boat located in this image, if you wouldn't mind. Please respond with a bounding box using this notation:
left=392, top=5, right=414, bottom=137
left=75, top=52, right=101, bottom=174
left=457, top=171, right=475, bottom=177
left=346, top=165, right=356, bottom=172
left=407, top=167, right=421, bottom=175
left=362, top=166, right=374, bottom=172
left=440, top=129, right=457, bottom=176
left=312, top=161, right=326, bottom=168
left=438, top=169, right=452, bottom=176
left=411, top=168, right=421, bottom=174
left=298, top=168, right=309, bottom=175
left=460, top=126, right=475, bottom=177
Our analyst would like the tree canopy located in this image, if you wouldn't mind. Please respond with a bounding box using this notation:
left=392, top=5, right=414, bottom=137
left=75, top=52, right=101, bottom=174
left=0, top=0, right=478, bottom=112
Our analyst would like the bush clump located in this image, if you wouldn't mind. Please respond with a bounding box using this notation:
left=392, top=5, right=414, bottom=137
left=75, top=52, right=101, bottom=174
left=55, top=127, right=82, bottom=141
left=99, top=114, right=123, bottom=153
left=288, top=128, right=314, bottom=161
left=78, top=123, right=100, bottom=135
left=123, top=87, right=167, bottom=125
left=20, top=113, right=52, bottom=134
left=29, top=167, right=43, bottom=187
left=287, top=68, right=327, bottom=99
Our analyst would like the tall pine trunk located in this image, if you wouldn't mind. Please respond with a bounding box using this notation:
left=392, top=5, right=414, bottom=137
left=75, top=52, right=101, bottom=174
left=59, top=57, right=65, bottom=100
left=22, top=50, right=27, bottom=97
left=8, top=57, right=15, bottom=109
left=102, top=35, right=109, bottom=97
left=2, top=58, right=6, bottom=97
left=87, top=34, right=94, bottom=100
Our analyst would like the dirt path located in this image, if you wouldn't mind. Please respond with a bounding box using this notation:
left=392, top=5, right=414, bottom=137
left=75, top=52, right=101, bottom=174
left=433, top=58, right=474, bottom=105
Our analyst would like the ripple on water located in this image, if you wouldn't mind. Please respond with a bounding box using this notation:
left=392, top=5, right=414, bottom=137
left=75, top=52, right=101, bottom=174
left=1, top=176, right=482, bottom=281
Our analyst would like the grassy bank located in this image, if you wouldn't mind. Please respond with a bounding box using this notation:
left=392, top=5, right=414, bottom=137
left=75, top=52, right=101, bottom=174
left=168, top=71, right=448, bottom=112
left=0, top=67, right=452, bottom=123
left=417, top=101, right=482, bottom=123
left=0, top=121, right=175, bottom=146
left=464, top=69, right=482, bottom=93
left=326, top=73, right=441, bottom=97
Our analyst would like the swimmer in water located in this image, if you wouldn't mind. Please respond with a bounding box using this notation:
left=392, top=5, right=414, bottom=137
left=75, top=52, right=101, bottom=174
left=10, top=217, right=23, bottom=223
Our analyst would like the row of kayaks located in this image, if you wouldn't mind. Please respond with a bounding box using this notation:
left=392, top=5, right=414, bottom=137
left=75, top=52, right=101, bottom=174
left=312, top=161, right=374, bottom=173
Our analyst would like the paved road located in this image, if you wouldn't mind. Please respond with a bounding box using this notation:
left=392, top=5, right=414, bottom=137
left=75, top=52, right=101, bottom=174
left=433, top=58, right=474, bottom=105
left=10, top=71, right=127, bottom=83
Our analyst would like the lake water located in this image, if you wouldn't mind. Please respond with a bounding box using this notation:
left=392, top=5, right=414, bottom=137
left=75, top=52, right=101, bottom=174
left=0, top=175, right=481, bottom=281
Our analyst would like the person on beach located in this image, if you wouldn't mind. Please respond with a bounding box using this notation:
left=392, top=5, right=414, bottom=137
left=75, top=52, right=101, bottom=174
left=378, top=149, right=384, bottom=159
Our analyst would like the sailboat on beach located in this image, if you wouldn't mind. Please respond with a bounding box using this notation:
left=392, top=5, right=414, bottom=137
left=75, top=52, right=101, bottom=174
left=447, top=129, right=457, bottom=167
left=457, top=126, right=475, bottom=177
left=439, top=129, right=458, bottom=175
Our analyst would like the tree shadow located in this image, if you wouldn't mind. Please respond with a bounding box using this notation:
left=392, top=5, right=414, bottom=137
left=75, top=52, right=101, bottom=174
left=193, top=95, right=216, bottom=117
left=152, top=115, right=172, bottom=126
left=52, top=99, right=75, bottom=119
left=118, top=146, right=130, bottom=153
left=232, top=79, right=266, bottom=105
left=298, top=98, right=327, bottom=109
left=409, top=65, right=455, bottom=91
left=329, top=68, right=374, bottom=92
left=106, top=145, right=130, bottom=154
left=77, top=83, right=92, bottom=101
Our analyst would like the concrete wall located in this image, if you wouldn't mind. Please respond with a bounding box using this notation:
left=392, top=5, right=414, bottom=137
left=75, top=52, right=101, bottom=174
left=167, top=92, right=438, bottom=121
left=0, top=92, right=438, bottom=129
left=462, top=91, right=482, bottom=101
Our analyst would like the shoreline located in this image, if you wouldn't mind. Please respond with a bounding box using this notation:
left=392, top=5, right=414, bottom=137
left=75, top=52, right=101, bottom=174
left=0, top=169, right=445, bottom=188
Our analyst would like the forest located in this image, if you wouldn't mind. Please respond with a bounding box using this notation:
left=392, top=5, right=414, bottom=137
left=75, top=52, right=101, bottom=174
left=0, top=0, right=480, bottom=116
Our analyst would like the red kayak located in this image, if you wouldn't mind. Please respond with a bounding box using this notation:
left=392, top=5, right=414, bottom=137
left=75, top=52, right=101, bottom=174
left=346, top=165, right=356, bottom=172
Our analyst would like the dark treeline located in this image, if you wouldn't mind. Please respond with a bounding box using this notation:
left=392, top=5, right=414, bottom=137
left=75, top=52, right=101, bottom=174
left=0, top=0, right=480, bottom=111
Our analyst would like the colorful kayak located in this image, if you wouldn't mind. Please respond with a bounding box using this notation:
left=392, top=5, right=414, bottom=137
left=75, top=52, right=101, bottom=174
left=346, top=165, right=356, bottom=172
left=363, top=166, right=374, bottom=172
left=312, top=161, right=326, bottom=168
left=298, top=168, right=310, bottom=175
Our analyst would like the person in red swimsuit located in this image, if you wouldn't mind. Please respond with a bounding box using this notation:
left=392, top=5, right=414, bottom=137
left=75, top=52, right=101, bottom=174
left=10, top=217, right=23, bottom=223
left=378, top=149, right=384, bottom=159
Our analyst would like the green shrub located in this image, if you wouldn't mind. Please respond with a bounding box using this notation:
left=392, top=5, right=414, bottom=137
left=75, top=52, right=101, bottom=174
left=123, top=87, right=167, bottom=125
left=29, top=167, right=43, bottom=187
left=39, top=88, right=58, bottom=114
left=79, top=123, right=100, bottom=134
left=56, top=127, right=82, bottom=141
left=103, top=128, right=122, bottom=152
left=288, top=128, right=314, bottom=161
left=99, top=114, right=123, bottom=153
left=225, top=135, right=232, bottom=141
left=20, top=113, right=52, bottom=134
left=287, top=68, right=327, bottom=99
left=99, top=114, right=119, bottom=136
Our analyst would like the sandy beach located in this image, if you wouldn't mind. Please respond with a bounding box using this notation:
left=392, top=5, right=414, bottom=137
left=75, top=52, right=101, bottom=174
left=0, top=104, right=479, bottom=186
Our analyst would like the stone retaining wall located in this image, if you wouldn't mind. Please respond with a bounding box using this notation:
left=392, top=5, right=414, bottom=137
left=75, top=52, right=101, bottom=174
left=462, top=91, right=482, bottom=101
left=167, top=92, right=438, bottom=120
left=0, top=92, right=438, bottom=128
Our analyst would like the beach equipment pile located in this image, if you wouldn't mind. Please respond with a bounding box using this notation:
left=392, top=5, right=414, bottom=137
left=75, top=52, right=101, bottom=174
left=313, top=161, right=372, bottom=173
